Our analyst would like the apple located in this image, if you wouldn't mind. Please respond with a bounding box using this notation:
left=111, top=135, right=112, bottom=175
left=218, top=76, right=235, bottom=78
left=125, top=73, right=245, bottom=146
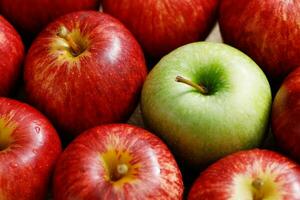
left=0, top=16, right=24, bottom=96
left=53, top=124, right=183, bottom=200
left=0, top=0, right=100, bottom=42
left=219, top=0, right=300, bottom=83
left=0, top=97, right=61, bottom=200
left=272, top=67, right=300, bottom=161
left=141, top=42, right=272, bottom=168
left=188, top=149, right=300, bottom=199
left=102, top=0, right=218, bottom=59
left=24, top=11, right=147, bottom=137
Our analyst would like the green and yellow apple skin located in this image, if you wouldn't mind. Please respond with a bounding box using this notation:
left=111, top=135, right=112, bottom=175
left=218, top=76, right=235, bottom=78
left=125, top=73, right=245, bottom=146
left=141, top=42, right=272, bottom=167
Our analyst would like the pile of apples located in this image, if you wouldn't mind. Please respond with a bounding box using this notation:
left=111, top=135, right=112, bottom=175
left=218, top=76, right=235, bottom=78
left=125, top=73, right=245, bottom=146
left=1, top=0, right=300, bottom=199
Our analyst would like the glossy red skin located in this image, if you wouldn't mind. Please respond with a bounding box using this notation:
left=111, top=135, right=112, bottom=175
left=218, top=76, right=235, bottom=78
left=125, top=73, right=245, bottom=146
left=24, top=11, right=147, bottom=136
left=219, top=0, right=300, bottom=81
left=53, top=124, right=183, bottom=200
left=0, top=0, right=100, bottom=37
left=272, top=67, right=300, bottom=161
left=188, top=149, right=300, bottom=200
left=0, top=16, right=24, bottom=96
left=0, top=97, right=62, bottom=200
left=103, top=0, right=218, bottom=59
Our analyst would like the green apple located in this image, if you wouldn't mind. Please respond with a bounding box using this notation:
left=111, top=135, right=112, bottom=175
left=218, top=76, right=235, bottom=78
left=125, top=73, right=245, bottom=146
left=141, top=42, right=272, bottom=168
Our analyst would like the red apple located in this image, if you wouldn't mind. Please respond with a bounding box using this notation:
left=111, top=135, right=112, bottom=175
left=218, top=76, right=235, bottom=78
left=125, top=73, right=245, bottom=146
left=24, top=11, right=147, bottom=137
left=0, top=0, right=100, bottom=41
left=219, top=0, right=300, bottom=82
left=53, top=124, right=183, bottom=200
left=102, top=0, right=218, bottom=59
left=0, top=16, right=24, bottom=96
left=272, top=67, right=300, bottom=161
left=188, top=149, right=300, bottom=200
left=0, top=97, right=61, bottom=200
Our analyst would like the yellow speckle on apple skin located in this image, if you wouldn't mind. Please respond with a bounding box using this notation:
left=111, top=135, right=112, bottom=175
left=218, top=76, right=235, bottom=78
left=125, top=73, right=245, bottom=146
left=0, top=31, right=5, bottom=45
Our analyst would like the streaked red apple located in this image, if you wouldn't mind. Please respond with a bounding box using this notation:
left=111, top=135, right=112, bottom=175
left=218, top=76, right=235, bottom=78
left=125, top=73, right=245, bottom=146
left=188, top=149, right=300, bottom=200
left=272, top=67, right=300, bottom=161
left=24, top=11, right=147, bottom=136
left=0, top=0, right=100, bottom=41
left=219, top=0, right=300, bottom=83
left=103, top=0, right=218, bottom=59
left=0, top=97, right=61, bottom=200
left=0, top=16, right=24, bottom=96
left=53, top=124, right=183, bottom=200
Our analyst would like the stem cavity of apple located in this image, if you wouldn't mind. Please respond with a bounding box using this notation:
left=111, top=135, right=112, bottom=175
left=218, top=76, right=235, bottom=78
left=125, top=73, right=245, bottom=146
left=175, top=76, right=208, bottom=95
left=111, top=164, right=129, bottom=181
left=57, top=26, right=82, bottom=56
left=0, top=138, right=10, bottom=151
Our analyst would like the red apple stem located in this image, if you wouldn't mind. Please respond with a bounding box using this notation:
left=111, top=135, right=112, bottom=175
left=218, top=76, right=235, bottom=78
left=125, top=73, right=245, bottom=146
left=175, top=76, right=208, bottom=95
left=57, top=26, right=82, bottom=56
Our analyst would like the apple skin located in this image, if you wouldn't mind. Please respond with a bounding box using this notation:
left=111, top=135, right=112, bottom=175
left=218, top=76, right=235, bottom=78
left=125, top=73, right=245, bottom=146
left=272, top=67, right=300, bottom=161
left=0, top=16, right=24, bottom=96
left=0, top=97, right=62, bottom=200
left=53, top=124, right=183, bottom=200
left=188, top=149, right=300, bottom=200
left=102, top=0, right=218, bottom=59
left=24, top=11, right=147, bottom=136
left=141, top=42, right=272, bottom=168
left=219, top=0, right=300, bottom=82
left=0, top=0, right=100, bottom=41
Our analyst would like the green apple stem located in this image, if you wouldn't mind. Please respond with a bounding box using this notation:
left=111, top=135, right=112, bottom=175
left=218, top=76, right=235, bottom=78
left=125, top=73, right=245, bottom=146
left=57, top=26, right=81, bottom=56
left=175, top=76, right=208, bottom=95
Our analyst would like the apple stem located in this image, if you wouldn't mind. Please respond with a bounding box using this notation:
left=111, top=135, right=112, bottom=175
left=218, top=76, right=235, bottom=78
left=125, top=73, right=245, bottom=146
left=252, top=178, right=264, bottom=200
left=175, top=76, right=208, bottom=95
left=116, top=164, right=128, bottom=177
left=57, top=26, right=82, bottom=56
left=252, top=178, right=263, bottom=190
